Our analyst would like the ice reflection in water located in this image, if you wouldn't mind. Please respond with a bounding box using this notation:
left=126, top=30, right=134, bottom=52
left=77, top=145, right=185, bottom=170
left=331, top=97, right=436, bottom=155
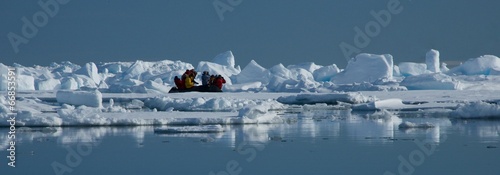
left=1, top=110, right=498, bottom=149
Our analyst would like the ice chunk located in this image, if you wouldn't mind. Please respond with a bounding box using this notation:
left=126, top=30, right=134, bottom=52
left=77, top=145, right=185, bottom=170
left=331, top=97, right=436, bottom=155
left=313, top=64, right=340, bottom=82
left=450, top=55, right=500, bottom=75
left=56, top=90, right=103, bottom=107
left=352, top=98, right=405, bottom=110
left=143, top=80, right=170, bottom=94
left=14, top=110, right=63, bottom=126
left=73, top=75, right=98, bottom=88
left=57, top=105, right=107, bottom=125
left=364, top=109, right=402, bottom=125
left=234, top=60, right=270, bottom=84
left=36, top=79, right=61, bottom=90
left=17, top=75, right=36, bottom=91
left=98, top=80, right=109, bottom=89
left=102, top=63, right=123, bottom=73
left=269, top=63, right=292, bottom=79
left=266, top=64, right=320, bottom=92
left=154, top=125, right=224, bottom=133
left=60, top=77, right=79, bottom=90
left=224, top=82, right=263, bottom=92
left=123, top=60, right=147, bottom=80
left=50, top=61, right=81, bottom=74
left=236, top=101, right=284, bottom=124
left=426, top=49, right=440, bottom=73
left=332, top=53, right=393, bottom=84
left=398, top=62, right=428, bottom=76
left=212, top=50, right=236, bottom=68
left=393, top=65, right=401, bottom=77
left=441, top=62, right=450, bottom=72
left=400, top=73, right=462, bottom=90
left=75, top=62, right=101, bottom=85
left=453, top=101, right=500, bottom=119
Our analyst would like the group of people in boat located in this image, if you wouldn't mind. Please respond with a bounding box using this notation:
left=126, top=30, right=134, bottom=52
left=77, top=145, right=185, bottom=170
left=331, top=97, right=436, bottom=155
left=173, top=69, right=226, bottom=91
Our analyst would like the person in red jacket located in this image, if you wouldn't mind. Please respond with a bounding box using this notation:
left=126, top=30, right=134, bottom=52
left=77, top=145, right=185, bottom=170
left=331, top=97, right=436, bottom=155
left=213, top=75, right=226, bottom=90
left=174, top=76, right=185, bottom=89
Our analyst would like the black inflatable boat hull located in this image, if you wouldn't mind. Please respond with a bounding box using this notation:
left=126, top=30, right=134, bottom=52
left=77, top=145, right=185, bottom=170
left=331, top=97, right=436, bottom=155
left=168, top=86, right=223, bottom=93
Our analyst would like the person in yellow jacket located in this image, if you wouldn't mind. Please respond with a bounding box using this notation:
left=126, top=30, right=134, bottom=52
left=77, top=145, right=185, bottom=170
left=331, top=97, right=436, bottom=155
left=184, top=75, right=194, bottom=89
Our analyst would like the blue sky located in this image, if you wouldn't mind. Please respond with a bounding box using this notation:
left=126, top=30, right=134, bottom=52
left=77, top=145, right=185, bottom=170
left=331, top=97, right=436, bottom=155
left=1, top=0, right=499, bottom=68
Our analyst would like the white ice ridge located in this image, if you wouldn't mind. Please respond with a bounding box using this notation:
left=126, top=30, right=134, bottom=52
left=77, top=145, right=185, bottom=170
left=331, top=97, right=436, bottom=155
left=1, top=50, right=500, bottom=93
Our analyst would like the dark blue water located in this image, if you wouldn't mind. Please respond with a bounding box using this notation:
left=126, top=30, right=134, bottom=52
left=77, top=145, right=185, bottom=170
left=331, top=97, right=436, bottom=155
left=2, top=111, right=500, bottom=175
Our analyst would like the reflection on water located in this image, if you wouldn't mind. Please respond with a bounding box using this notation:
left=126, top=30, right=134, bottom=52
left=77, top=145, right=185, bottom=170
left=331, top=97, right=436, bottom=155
left=2, top=110, right=500, bottom=175
left=3, top=110, right=498, bottom=148
left=454, top=120, right=500, bottom=141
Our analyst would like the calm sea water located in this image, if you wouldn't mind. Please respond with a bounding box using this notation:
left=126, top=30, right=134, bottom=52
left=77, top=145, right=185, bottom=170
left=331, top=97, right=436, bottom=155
left=2, top=110, right=500, bottom=175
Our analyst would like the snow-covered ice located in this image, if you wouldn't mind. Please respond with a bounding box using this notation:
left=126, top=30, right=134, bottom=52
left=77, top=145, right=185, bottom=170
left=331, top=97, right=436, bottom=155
left=56, top=90, right=103, bottom=107
left=400, top=73, right=462, bottom=90
left=452, top=101, right=500, bottom=119
left=2, top=50, right=500, bottom=127
left=352, top=98, right=405, bottom=111
left=332, top=53, right=393, bottom=84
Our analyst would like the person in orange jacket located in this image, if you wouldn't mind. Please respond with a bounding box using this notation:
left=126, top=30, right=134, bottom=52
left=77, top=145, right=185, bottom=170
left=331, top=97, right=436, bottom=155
left=213, top=75, right=226, bottom=90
